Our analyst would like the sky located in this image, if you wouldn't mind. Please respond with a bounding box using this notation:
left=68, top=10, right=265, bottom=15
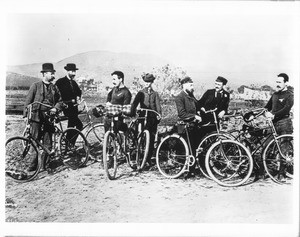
left=3, top=1, right=300, bottom=87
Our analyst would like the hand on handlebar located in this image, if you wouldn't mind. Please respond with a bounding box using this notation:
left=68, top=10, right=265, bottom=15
left=265, top=111, right=274, bottom=120
left=195, top=115, right=202, bottom=122
left=49, top=108, right=58, bottom=115
left=218, top=110, right=225, bottom=119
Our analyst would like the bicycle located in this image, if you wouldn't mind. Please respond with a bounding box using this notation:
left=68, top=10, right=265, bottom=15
left=6, top=102, right=89, bottom=182
left=156, top=118, right=251, bottom=181
left=23, top=99, right=105, bottom=162
left=102, top=104, right=138, bottom=180
left=128, top=108, right=161, bottom=171
left=229, top=108, right=293, bottom=184
left=76, top=99, right=105, bottom=162
left=195, top=108, right=235, bottom=179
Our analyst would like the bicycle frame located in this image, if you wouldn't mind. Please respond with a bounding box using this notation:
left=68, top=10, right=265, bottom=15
left=26, top=102, right=65, bottom=156
left=237, top=108, right=290, bottom=163
left=129, top=108, right=161, bottom=136
left=106, top=113, right=131, bottom=163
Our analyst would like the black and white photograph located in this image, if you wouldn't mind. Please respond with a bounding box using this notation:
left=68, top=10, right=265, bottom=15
left=1, top=0, right=299, bottom=236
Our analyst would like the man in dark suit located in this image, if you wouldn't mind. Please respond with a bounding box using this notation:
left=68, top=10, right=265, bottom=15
left=175, top=76, right=202, bottom=177
left=197, top=76, right=230, bottom=130
left=24, top=63, right=63, bottom=170
left=56, top=63, right=83, bottom=143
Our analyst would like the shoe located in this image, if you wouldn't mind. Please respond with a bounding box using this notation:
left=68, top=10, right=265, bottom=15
left=143, top=163, right=151, bottom=171
left=6, top=170, right=27, bottom=180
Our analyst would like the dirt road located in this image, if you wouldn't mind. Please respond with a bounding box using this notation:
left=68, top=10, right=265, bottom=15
left=5, top=115, right=295, bottom=224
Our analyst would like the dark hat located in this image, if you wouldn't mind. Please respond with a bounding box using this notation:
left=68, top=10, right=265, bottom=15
left=142, top=73, right=155, bottom=82
left=216, top=76, right=228, bottom=85
left=41, top=63, right=56, bottom=73
left=180, top=76, right=193, bottom=85
left=64, top=63, right=79, bottom=71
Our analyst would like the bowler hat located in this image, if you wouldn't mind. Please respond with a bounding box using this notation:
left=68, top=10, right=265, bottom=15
left=216, top=76, right=228, bottom=85
left=41, top=63, right=56, bottom=73
left=64, top=63, right=79, bottom=71
left=142, top=73, right=155, bottom=82
left=180, top=76, right=193, bottom=85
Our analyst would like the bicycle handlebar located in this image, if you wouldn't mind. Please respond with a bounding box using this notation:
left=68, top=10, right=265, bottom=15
left=136, top=108, right=162, bottom=120
left=27, top=101, right=53, bottom=109
left=201, top=108, right=218, bottom=114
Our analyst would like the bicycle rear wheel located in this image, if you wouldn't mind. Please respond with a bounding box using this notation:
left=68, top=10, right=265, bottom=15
left=124, top=128, right=139, bottom=170
left=263, top=134, right=293, bottom=184
left=156, top=134, right=189, bottom=178
left=137, top=129, right=150, bottom=171
left=85, top=123, right=105, bottom=162
left=197, top=131, right=234, bottom=179
left=205, top=139, right=253, bottom=187
left=6, top=136, right=41, bottom=182
left=103, top=131, right=118, bottom=180
left=59, top=128, right=89, bottom=169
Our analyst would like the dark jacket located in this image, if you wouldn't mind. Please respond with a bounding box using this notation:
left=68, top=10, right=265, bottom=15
left=107, top=86, right=132, bottom=105
left=131, top=88, right=162, bottom=115
left=175, top=90, right=198, bottom=121
left=23, top=81, right=62, bottom=122
left=265, top=89, right=293, bottom=123
left=197, top=89, right=230, bottom=116
left=55, top=76, right=82, bottom=115
left=55, top=76, right=82, bottom=102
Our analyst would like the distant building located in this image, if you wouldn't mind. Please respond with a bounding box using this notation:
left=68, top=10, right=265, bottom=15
left=77, top=77, right=98, bottom=91
left=240, top=87, right=271, bottom=101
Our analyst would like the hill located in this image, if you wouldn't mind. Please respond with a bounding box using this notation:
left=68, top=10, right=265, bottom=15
left=6, top=72, right=40, bottom=89
left=7, top=50, right=170, bottom=87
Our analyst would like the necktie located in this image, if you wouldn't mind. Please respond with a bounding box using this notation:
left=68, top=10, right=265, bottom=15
left=69, top=79, right=74, bottom=94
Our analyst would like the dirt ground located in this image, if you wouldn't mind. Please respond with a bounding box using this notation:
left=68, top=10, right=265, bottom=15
left=5, top=115, right=296, bottom=224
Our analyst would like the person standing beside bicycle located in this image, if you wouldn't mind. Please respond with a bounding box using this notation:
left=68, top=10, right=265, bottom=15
left=131, top=73, right=162, bottom=168
left=174, top=76, right=202, bottom=178
left=197, top=76, right=230, bottom=135
left=104, top=71, right=132, bottom=133
left=23, top=63, right=63, bottom=170
left=55, top=63, right=83, bottom=142
left=264, top=73, right=294, bottom=135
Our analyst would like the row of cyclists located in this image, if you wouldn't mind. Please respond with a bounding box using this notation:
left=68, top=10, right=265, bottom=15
left=22, top=62, right=294, bottom=180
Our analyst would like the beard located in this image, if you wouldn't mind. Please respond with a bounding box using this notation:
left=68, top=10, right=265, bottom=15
left=185, top=89, right=194, bottom=96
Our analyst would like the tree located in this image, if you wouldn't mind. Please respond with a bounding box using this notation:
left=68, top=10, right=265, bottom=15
left=237, top=85, right=247, bottom=94
left=130, top=64, right=188, bottom=99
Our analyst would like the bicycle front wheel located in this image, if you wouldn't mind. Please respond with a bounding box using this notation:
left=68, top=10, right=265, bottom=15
left=6, top=136, right=41, bottom=182
left=197, top=131, right=234, bottom=179
left=156, top=134, right=189, bottom=178
left=137, top=129, right=150, bottom=171
left=205, top=139, right=253, bottom=187
left=103, top=131, right=118, bottom=180
left=263, top=134, right=293, bottom=184
left=59, top=128, right=89, bottom=169
left=85, top=123, right=105, bottom=162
